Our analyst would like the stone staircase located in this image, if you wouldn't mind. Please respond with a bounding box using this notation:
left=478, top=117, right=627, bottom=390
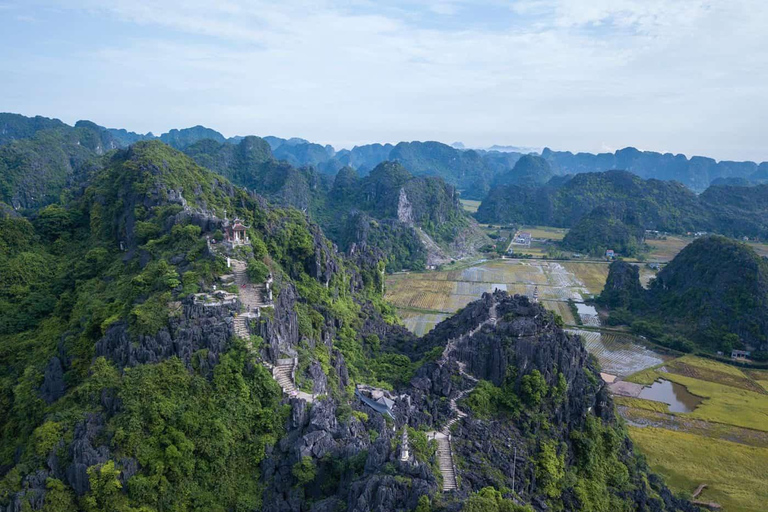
left=429, top=303, right=495, bottom=492
left=228, top=259, right=312, bottom=402
left=231, top=260, right=269, bottom=311
left=273, top=359, right=298, bottom=395
left=435, top=433, right=457, bottom=491
left=233, top=315, right=250, bottom=339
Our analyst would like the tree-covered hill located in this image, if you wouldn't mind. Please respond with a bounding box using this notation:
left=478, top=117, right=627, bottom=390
left=542, top=146, right=763, bottom=192
left=560, top=206, right=646, bottom=257
left=182, top=136, right=488, bottom=271
left=0, top=137, right=699, bottom=512
left=599, top=236, right=768, bottom=353
left=478, top=168, right=768, bottom=241
left=699, top=183, right=768, bottom=239
left=0, top=140, right=406, bottom=510
left=477, top=170, right=707, bottom=231
left=0, top=122, right=119, bottom=210
left=492, top=155, right=554, bottom=187
left=0, top=113, right=68, bottom=146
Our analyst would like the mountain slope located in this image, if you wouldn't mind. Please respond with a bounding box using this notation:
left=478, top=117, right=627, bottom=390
left=0, top=140, right=698, bottom=512
left=599, top=236, right=768, bottom=352
left=477, top=170, right=707, bottom=231
left=0, top=123, right=117, bottom=209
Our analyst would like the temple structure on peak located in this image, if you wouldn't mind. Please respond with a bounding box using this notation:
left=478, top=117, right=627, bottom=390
left=223, top=217, right=250, bottom=246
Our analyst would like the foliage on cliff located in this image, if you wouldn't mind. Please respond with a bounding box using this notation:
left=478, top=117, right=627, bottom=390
left=599, top=236, right=768, bottom=353
left=0, top=141, right=408, bottom=511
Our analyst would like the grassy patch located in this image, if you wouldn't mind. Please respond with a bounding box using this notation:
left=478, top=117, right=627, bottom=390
left=624, top=367, right=664, bottom=385
left=645, top=236, right=691, bottom=262
left=523, top=226, right=568, bottom=241
left=677, top=355, right=751, bottom=378
left=629, top=426, right=768, bottom=512
left=614, top=396, right=669, bottom=413
left=665, top=357, right=765, bottom=394
left=459, top=199, right=481, bottom=213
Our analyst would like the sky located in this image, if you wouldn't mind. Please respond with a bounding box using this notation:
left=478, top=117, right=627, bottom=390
left=1, top=0, right=767, bottom=162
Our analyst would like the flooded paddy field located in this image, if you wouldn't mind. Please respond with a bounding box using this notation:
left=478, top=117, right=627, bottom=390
left=386, top=258, right=610, bottom=318
left=566, top=329, right=669, bottom=377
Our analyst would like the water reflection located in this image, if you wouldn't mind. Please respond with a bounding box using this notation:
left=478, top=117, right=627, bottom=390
left=638, top=379, right=702, bottom=413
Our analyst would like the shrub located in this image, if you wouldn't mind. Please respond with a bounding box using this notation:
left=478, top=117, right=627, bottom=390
left=521, top=370, right=547, bottom=407
left=292, top=457, right=317, bottom=486
left=247, top=259, right=270, bottom=283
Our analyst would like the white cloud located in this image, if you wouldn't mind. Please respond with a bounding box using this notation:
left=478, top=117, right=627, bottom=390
left=5, top=0, right=768, bottom=160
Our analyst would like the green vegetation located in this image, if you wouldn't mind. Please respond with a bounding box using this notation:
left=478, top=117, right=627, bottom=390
left=561, top=207, right=646, bottom=257
left=630, top=427, right=768, bottom=512
left=463, top=487, right=533, bottom=512
left=478, top=168, right=768, bottom=245
left=600, top=236, right=768, bottom=354
left=247, top=258, right=270, bottom=282
left=622, top=354, right=768, bottom=512
left=185, top=139, right=486, bottom=272
left=0, top=139, right=412, bottom=510
left=292, top=457, right=317, bottom=486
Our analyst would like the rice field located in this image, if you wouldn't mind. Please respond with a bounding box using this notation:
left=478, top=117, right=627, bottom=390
left=522, top=226, right=568, bottom=241
left=622, top=355, right=768, bottom=512
left=646, top=236, right=691, bottom=262
left=386, top=259, right=610, bottom=317
left=542, top=300, right=576, bottom=325
left=398, top=310, right=451, bottom=337
left=629, top=427, right=768, bottom=512
left=567, top=329, right=669, bottom=377
left=459, top=199, right=481, bottom=213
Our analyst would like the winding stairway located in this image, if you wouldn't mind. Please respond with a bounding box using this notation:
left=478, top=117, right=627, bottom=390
left=429, top=303, right=496, bottom=492
left=229, top=259, right=313, bottom=402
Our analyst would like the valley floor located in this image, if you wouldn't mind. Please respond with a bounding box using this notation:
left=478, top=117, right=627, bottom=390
left=620, top=356, right=768, bottom=512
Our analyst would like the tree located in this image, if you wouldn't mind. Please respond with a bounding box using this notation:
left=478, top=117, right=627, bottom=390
left=83, top=461, right=127, bottom=512
left=520, top=370, right=547, bottom=407
left=414, top=495, right=431, bottom=512
left=43, top=478, right=77, bottom=512
left=536, top=441, right=565, bottom=498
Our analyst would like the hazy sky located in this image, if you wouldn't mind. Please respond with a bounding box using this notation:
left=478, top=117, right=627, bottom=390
left=2, top=0, right=767, bottom=161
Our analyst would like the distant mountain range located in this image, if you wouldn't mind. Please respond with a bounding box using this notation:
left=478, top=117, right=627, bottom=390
left=4, top=111, right=768, bottom=202
left=0, top=113, right=486, bottom=271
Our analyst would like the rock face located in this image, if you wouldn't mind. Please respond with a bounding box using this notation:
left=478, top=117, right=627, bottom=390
left=397, top=188, right=414, bottom=225
left=599, top=260, right=645, bottom=309
left=262, top=397, right=439, bottom=512
left=95, top=299, right=236, bottom=369
left=262, top=291, right=697, bottom=512
left=259, top=283, right=301, bottom=363
left=39, top=356, right=66, bottom=404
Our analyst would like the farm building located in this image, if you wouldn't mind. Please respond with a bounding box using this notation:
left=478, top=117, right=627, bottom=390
left=731, top=349, right=751, bottom=360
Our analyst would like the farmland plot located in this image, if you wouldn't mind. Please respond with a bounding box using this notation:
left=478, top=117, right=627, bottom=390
left=387, top=259, right=614, bottom=334
left=568, top=329, right=668, bottom=377
left=399, top=311, right=451, bottom=336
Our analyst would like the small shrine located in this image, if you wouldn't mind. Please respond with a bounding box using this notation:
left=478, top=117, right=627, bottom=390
left=223, top=214, right=250, bottom=246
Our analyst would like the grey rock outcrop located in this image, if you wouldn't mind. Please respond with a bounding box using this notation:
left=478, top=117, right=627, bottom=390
left=95, top=299, right=235, bottom=369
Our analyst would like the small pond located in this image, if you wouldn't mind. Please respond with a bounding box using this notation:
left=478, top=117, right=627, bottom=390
left=638, top=379, right=702, bottom=413
left=575, top=303, right=598, bottom=316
